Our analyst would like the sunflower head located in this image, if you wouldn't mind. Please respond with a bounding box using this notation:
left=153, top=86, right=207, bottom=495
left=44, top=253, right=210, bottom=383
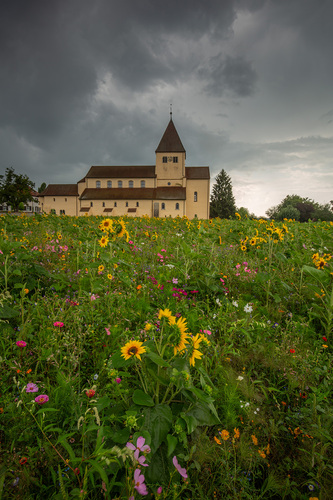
left=168, top=316, right=189, bottom=355
left=158, top=308, right=173, bottom=320
left=188, top=334, right=203, bottom=366
left=99, top=236, right=109, bottom=248
left=121, top=340, right=146, bottom=361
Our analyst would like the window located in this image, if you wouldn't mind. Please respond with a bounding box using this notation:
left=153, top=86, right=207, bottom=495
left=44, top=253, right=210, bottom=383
left=96, top=180, right=101, bottom=188
left=129, top=180, right=134, bottom=188
left=140, top=180, right=145, bottom=188
left=162, top=156, right=167, bottom=163
left=51, top=209, right=56, bottom=214
left=136, top=202, right=139, bottom=207
left=60, top=209, right=66, bottom=215
left=194, top=191, right=198, bottom=202
left=161, top=203, right=165, bottom=210
left=126, top=202, right=128, bottom=207
left=102, top=202, right=105, bottom=207
left=173, top=157, right=178, bottom=163
left=118, top=180, right=123, bottom=188
left=175, top=203, right=179, bottom=210
left=53, top=198, right=55, bottom=202
left=65, top=198, right=67, bottom=202
left=114, top=202, right=117, bottom=207
left=107, top=181, right=112, bottom=188
left=167, top=182, right=171, bottom=186
left=90, top=202, right=93, bottom=207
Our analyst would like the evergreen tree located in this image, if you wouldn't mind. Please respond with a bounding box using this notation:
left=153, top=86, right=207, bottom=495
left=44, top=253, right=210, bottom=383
left=210, top=169, right=236, bottom=218
left=38, top=182, right=47, bottom=193
left=0, top=167, right=35, bottom=211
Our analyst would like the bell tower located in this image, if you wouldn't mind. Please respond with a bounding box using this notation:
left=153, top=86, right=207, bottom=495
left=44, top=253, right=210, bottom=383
left=155, top=114, right=186, bottom=187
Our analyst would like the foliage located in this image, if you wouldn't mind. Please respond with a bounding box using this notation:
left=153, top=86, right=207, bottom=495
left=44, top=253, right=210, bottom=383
left=38, top=182, right=47, bottom=194
left=266, top=194, right=333, bottom=221
left=210, top=169, right=236, bottom=219
left=0, top=212, right=332, bottom=499
left=0, top=167, right=35, bottom=211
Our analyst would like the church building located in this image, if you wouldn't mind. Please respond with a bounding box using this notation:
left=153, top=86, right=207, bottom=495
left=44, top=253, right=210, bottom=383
left=38, top=116, right=210, bottom=219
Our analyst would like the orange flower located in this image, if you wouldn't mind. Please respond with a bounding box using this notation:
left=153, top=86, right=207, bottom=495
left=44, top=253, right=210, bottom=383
left=136, top=285, right=142, bottom=290
left=251, top=435, right=258, bottom=446
left=26, top=369, right=32, bottom=374
left=214, top=436, right=221, bottom=445
left=234, top=428, right=240, bottom=439
left=220, top=430, right=229, bottom=441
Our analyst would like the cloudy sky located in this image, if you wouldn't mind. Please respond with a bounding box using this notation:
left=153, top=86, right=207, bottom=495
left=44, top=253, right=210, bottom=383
left=1, top=0, right=333, bottom=217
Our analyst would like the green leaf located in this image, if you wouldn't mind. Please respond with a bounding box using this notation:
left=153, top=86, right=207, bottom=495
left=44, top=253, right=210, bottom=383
left=145, top=444, right=170, bottom=484
left=110, top=350, right=130, bottom=369
left=302, top=265, right=328, bottom=285
left=0, top=304, right=19, bottom=319
left=181, top=414, right=198, bottom=434
left=146, top=351, right=171, bottom=367
left=166, top=434, right=178, bottom=456
left=142, top=404, right=173, bottom=453
left=86, top=459, right=109, bottom=486
left=186, top=402, right=220, bottom=426
left=112, top=428, right=130, bottom=444
left=133, top=389, right=155, bottom=407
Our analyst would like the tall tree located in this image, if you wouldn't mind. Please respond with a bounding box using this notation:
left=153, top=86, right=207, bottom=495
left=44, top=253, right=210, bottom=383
left=0, top=167, right=35, bottom=211
left=210, top=169, right=236, bottom=218
left=38, top=182, right=47, bottom=193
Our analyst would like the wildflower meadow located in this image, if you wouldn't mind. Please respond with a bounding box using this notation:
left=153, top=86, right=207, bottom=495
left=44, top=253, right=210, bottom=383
left=0, top=213, right=332, bottom=499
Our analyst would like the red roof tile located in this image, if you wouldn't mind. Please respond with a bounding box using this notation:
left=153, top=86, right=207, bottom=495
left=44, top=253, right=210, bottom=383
left=155, top=119, right=186, bottom=154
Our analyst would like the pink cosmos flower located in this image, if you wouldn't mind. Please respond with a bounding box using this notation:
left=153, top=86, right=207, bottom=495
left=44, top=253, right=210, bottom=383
left=26, top=383, right=38, bottom=393
left=53, top=321, right=64, bottom=327
left=133, top=469, right=148, bottom=495
left=35, top=395, right=49, bottom=405
left=127, top=436, right=151, bottom=458
left=157, top=486, right=162, bottom=494
left=16, top=340, right=27, bottom=348
left=105, top=327, right=111, bottom=336
left=173, top=456, right=188, bottom=478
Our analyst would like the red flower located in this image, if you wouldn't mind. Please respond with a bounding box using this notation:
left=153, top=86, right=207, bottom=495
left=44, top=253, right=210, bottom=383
left=86, top=389, right=95, bottom=398
left=289, top=349, right=295, bottom=354
left=74, top=468, right=80, bottom=475
left=322, top=336, right=328, bottom=342
left=19, top=457, right=28, bottom=465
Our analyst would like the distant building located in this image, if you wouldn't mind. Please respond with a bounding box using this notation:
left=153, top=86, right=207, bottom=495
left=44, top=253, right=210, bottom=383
left=0, top=188, right=40, bottom=214
left=38, top=117, right=210, bottom=219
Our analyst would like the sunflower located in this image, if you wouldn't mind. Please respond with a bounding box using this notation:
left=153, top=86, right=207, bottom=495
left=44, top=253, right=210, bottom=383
left=158, top=308, right=173, bottom=320
left=168, top=315, right=189, bottom=355
left=99, top=236, right=109, bottom=248
left=107, top=273, right=113, bottom=280
left=98, top=264, right=104, bottom=272
left=121, top=340, right=146, bottom=361
left=100, top=218, right=113, bottom=231
left=188, top=334, right=203, bottom=366
left=315, top=258, right=326, bottom=269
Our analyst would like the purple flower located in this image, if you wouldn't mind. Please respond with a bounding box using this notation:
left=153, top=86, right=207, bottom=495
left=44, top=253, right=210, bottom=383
left=115, top=377, right=121, bottom=384
left=173, top=456, right=188, bottom=478
left=134, top=469, right=148, bottom=495
left=26, top=383, right=38, bottom=393
left=157, top=486, right=162, bottom=494
left=35, top=395, right=49, bottom=405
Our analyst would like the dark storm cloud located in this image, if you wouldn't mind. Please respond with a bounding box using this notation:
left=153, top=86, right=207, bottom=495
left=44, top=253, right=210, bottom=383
left=200, top=54, right=258, bottom=97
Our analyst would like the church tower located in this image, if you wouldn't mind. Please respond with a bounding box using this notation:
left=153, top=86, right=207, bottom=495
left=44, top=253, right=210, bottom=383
left=155, top=115, right=186, bottom=187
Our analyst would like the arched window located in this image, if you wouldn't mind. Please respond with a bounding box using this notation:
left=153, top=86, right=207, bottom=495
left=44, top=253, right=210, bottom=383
left=114, top=202, right=117, bottom=207
left=161, top=203, right=165, bottom=210
left=126, top=202, right=128, bottom=207
left=96, top=180, right=101, bottom=188
left=118, top=180, right=123, bottom=188
left=107, top=180, right=112, bottom=188
left=140, top=180, right=146, bottom=188
left=136, top=202, right=139, bottom=207
left=194, top=191, right=198, bottom=202
left=129, top=180, right=134, bottom=188
left=175, top=203, right=179, bottom=210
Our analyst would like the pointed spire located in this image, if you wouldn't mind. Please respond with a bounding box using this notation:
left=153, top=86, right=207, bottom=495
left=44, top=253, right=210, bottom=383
left=155, top=116, right=186, bottom=153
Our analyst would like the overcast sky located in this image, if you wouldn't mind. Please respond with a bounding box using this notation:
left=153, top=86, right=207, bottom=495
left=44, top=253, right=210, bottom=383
left=1, top=0, right=333, bottom=217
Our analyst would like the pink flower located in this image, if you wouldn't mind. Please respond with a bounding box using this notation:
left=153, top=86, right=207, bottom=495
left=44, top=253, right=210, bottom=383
left=157, top=486, right=162, bottom=494
left=16, top=340, right=27, bottom=348
left=53, top=321, right=64, bottom=327
left=105, top=327, right=111, bottom=335
left=127, top=436, right=151, bottom=456
left=133, top=469, right=148, bottom=495
left=115, top=377, right=121, bottom=384
left=86, top=389, right=95, bottom=398
left=26, top=383, right=38, bottom=393
left=35, top=395, right=49, bottom=405
left=173, top=456, right=188, bottom=478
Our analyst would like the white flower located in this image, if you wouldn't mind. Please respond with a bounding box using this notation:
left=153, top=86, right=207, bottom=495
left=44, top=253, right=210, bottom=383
left=165, top=264, right=175, bottom=268
left=244, top=303, right=253, bottom=313
left=216, top=298, right=221, bottom=307
left=232, top=300, right=238, bottom=307
left=236, top=376, right=244, bottom=381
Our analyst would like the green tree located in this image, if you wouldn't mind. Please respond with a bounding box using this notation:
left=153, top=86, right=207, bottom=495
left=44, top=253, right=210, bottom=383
left=0, top=167, right=35, bottom=211
left=210, top=169, right=236, bottom=218
left=38, top=182, right=47, bottom=194
left=266, top=194, right=333, bottom=221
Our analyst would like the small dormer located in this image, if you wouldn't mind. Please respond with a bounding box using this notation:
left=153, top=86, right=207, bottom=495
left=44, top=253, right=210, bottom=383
left=155, top=116, right=186, bottom=183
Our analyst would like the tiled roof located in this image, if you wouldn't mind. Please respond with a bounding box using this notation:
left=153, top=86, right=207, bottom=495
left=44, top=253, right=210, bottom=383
left=185, top=167, right=210, bottom=179
left=80, top=187, right=186, bottom=201
left=40, top=184, right=78, bottom=196
left=85, top=166, right=156, bottom=178
left=155, top=119, right=186, bottom=154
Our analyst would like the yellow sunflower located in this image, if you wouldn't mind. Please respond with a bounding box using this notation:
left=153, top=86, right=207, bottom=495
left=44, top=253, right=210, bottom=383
left=98, top=264, right=104, bottom=272
left=158, top=308, right=173, bottom=320
left=188, top=334, right=203, bottom=366
left=99, top=236, right=109, bottom=248
left=121, top=340, right=146, bottom=361
left=100, top=218, right=113, bottom=231
left=168, top=315, right=189, bottom=354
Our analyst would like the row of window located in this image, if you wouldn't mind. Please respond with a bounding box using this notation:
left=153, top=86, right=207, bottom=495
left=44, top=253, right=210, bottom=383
left=162, top=156, right=178, bottom=163
left=86, top=202, right=181, bottom=210
left=96, top=180, right=146, bottom=189
left=52, top=192, right=198, bottom=204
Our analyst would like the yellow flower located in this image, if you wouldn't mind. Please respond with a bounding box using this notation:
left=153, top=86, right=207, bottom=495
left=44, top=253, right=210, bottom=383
left=258, top=449, right=266, bottom=459
left=144, top=323, right=152, bottom=331
left=99, top=236, right=109, bottom=248
left=98, top=265, right=104, bottom=272
left=251, top=435, right=258, bottom=446
left=24, top=288, right=29, bottom=294
left=107, top=274, right=113, bottom=280
left=121, top=340, right=146, bottom=361
left=241, top=245, right=247, bottom=252
left=220, top=430, right=229, bottom=441
left=322, top=344, right=328, bottom=348
left=169, top=316, right=189, bottom=355
left=188, top=333, right=203, bottom=366
left=234, top=428, right=240, bottom=439
left=100, top=218, right=113, bottom=231
left=158, top=308, right=173, bottom=320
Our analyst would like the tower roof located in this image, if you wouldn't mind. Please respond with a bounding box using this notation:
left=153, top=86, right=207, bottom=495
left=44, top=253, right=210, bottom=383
left=155, top=118, right=186, bottom=154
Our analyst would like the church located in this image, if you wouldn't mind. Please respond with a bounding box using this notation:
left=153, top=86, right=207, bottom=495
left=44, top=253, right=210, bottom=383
left=38, top=116, right=210, bottom=219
